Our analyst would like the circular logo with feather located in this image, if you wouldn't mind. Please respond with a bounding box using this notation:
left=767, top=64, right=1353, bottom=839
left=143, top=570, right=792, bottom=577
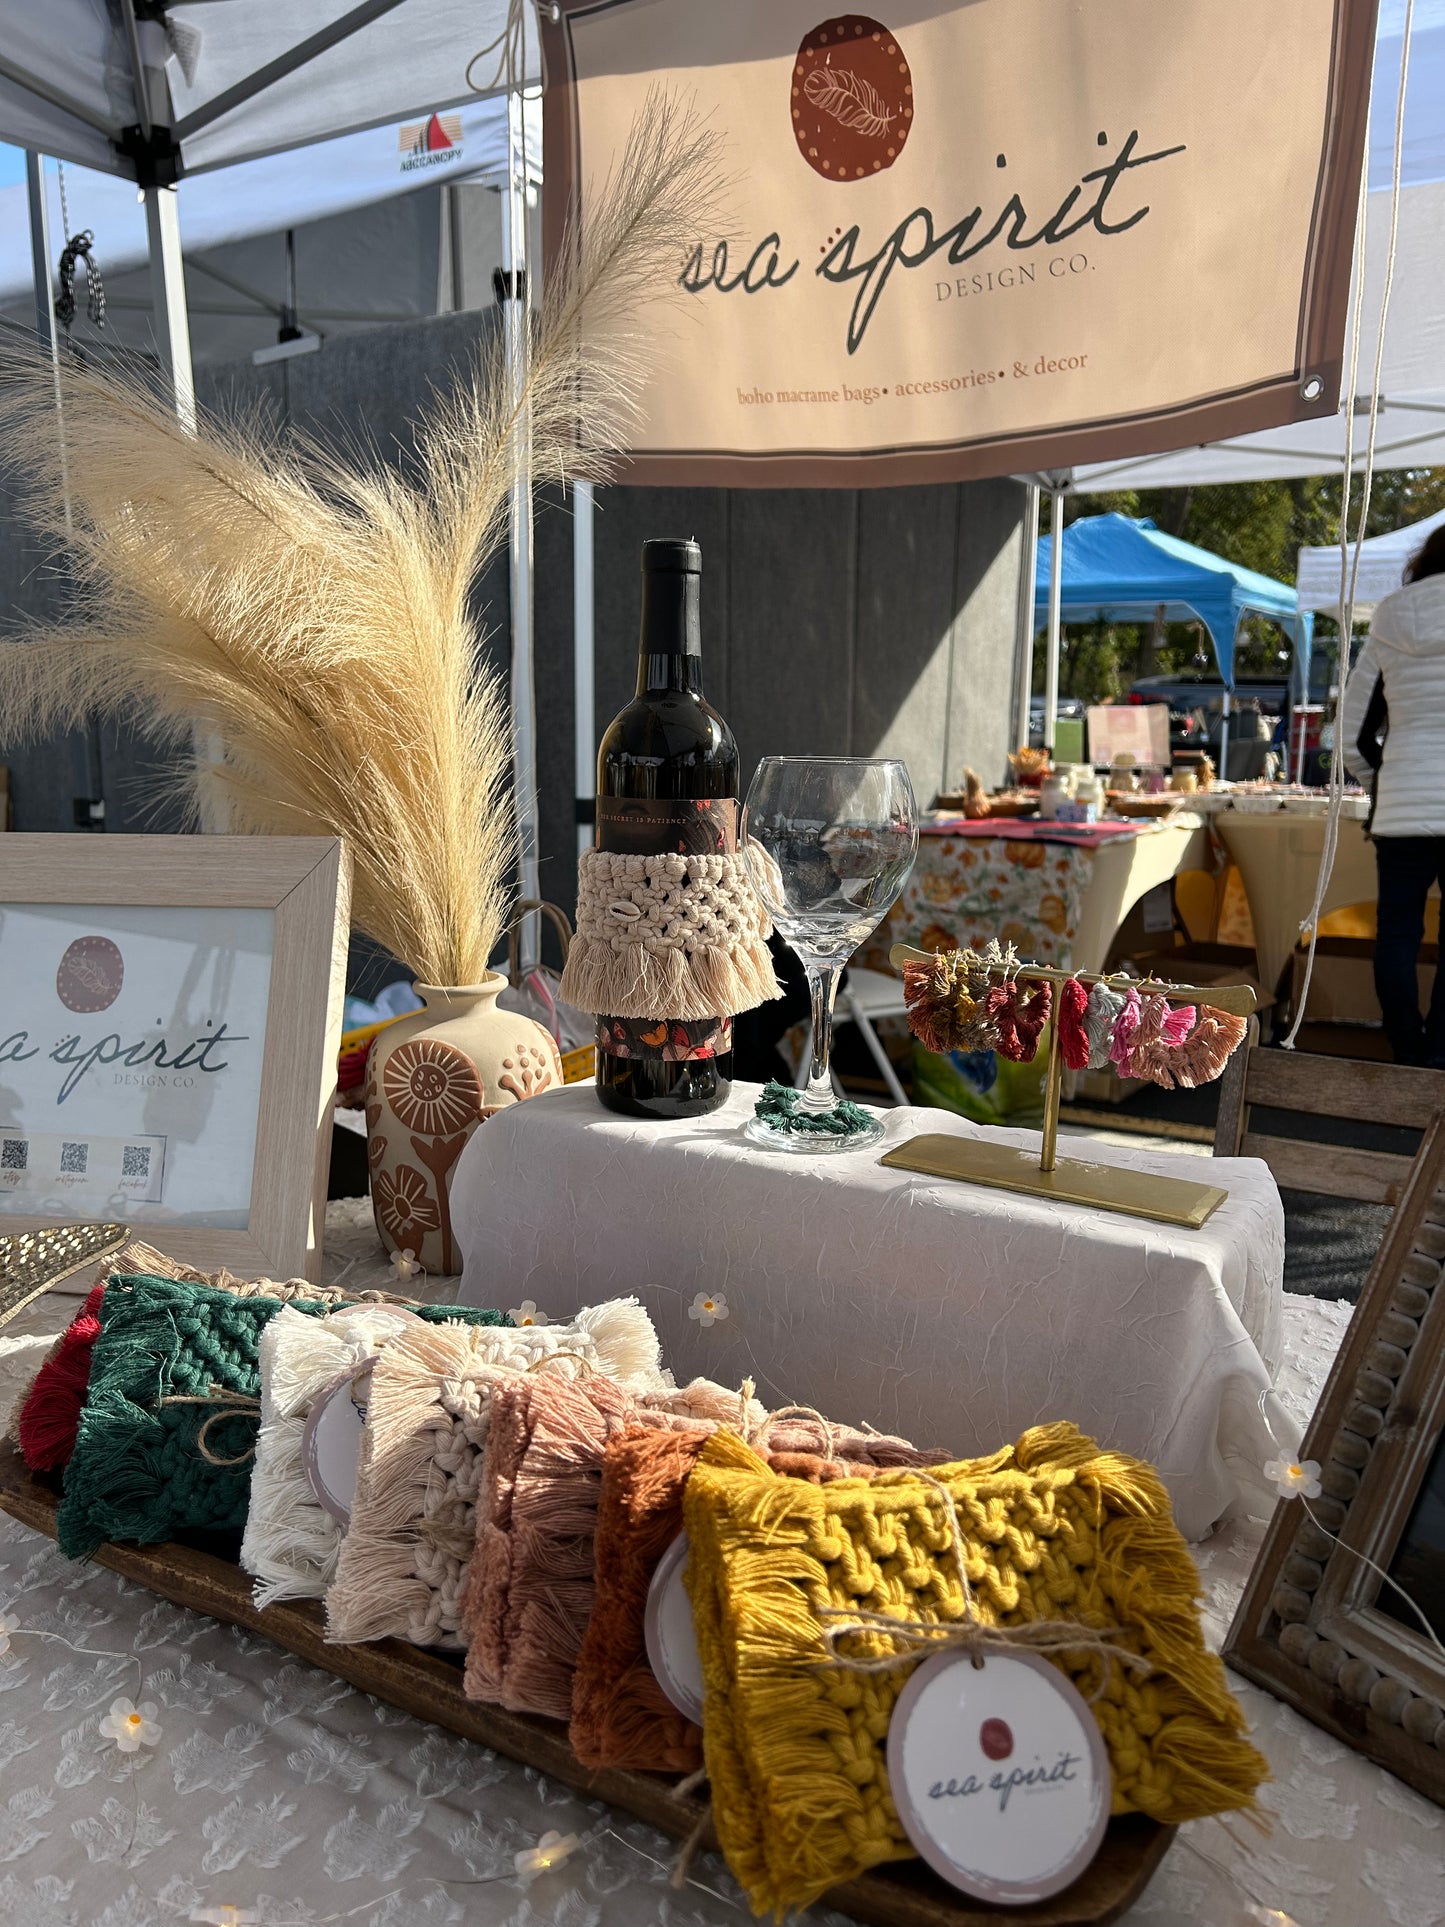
left=792, top=17, right=913, bottom=182
left=56, top=936, right=124, bottom=1013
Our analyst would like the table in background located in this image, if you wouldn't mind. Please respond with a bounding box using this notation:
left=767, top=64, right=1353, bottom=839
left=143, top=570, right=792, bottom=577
left=1214, top=810, right=1380, bottom=1000
left=453, top=1080, right=1286, bottom=1542
left=871, top=816, right=1213, bottom=975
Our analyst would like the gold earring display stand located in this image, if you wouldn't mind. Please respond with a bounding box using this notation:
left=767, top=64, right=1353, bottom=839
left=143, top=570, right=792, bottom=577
left=879, top=945, right=1257, bottom=1229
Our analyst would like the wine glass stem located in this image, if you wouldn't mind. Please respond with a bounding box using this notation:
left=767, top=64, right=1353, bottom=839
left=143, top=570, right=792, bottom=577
left=801, top=962, right=842, bottom=1112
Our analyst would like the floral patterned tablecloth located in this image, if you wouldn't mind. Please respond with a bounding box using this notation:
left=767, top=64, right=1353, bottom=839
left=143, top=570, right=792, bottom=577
left=866, top=831, right=1092, bottom=971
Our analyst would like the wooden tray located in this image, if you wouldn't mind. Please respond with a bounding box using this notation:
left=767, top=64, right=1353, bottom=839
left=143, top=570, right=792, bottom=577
left=0, top=1442, right=1171, bottom=1926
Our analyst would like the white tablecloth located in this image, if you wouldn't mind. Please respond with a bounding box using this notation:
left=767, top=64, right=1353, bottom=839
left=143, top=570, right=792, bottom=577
left=451, top=1083, right=1290, bottom=1541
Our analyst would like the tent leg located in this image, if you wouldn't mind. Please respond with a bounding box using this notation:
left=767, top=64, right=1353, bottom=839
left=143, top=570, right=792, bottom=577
left=573, top=480, right=595, bottom=861
left=502, top=88, right=541, bottom=972
left=144, top=186, right=196, bottom=431
left=1011, top=483, right=1040, bottom=762
left=1218, top=688, right=1232, bottom=785
left=1045, top=486, right=1064, bottom=760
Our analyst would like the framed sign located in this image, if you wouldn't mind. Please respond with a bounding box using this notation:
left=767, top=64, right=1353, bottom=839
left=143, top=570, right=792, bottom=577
left=543, top=0, right=1375, bottom=486
left=0, top=836, right=349, bottom=1283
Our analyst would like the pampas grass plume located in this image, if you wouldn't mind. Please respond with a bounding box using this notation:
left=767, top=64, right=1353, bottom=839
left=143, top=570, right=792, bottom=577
left=0, top=91, right=723, bottom=986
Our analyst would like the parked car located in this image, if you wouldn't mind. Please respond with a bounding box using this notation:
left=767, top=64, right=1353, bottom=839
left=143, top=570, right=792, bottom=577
left=1026, top=696, right=1086, bottom=748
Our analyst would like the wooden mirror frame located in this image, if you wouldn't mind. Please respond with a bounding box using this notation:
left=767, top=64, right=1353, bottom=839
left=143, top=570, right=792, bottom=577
left=1224, top=1111, right=1445, bottom=1804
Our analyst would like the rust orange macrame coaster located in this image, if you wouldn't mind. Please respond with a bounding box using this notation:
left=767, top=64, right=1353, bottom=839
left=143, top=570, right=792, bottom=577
left=569, top=1412, right=948, bottom=1776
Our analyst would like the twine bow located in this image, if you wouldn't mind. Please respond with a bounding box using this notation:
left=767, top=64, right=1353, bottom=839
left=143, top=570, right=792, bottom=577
left=156, top=1389, right=262, bottom=1466
left=814, top=1470, right=1152, bottom=1699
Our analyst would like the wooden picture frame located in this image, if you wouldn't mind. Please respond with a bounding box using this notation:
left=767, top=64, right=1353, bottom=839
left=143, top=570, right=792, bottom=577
left=0, top=836, right=350, bottom=1283
left=1224, top=1111, right=1445, bottom=1804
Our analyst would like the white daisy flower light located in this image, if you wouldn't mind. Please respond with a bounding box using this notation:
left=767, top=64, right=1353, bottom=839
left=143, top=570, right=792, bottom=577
left=514, top=1829, right=581, bottom=1884
left=1264, top=1457, right=1322, bottom=1502
left=688, top=1289, right=729, bottom=1329
left=98, top=1697, right=162, bottom=1753
left=508, top=1300, right=549, bottom=1327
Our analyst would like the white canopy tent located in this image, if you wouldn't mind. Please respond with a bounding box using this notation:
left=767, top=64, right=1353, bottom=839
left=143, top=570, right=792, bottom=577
left=0, top=0, right=550, bottom=956
left=1297, top=504, right=1445, bottom=617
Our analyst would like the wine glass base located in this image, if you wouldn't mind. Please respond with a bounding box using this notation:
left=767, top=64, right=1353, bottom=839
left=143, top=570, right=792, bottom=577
left=743, top=1111, right=887, bottom=1156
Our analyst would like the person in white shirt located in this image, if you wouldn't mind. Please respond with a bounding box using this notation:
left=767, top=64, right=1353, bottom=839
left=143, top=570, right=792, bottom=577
left=1342, top=525, right=1445, bottom=1064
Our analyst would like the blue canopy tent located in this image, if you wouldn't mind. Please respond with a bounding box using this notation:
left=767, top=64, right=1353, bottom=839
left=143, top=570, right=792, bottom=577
left=1033, top=512, right=1313, bottom=772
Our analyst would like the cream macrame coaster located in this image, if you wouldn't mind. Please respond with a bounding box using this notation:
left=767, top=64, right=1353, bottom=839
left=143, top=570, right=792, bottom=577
left=324, top=1300, right=665, bottom=1649
left=241, top=1306, right=423, bottom=1609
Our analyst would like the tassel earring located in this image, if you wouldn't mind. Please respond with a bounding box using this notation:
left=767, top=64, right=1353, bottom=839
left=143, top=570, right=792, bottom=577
left=1058, top=977, right=1092, bottom=1071
left=903, top=951, right=978, bottom=1053
left=1108, top=985, right=1144, bottom=1076
left=1170, top=1005, right=1249, bottom=1088
left=1126, top=991, right=1197, bottom=1088
left=986, top=977, right=1053, bottom=1061
left=1081, top=982, right=1127, bottom=1069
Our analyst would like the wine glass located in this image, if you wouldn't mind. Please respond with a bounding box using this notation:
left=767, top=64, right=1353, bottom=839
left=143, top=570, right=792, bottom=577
left=741, top=756, right=918, bottom=1153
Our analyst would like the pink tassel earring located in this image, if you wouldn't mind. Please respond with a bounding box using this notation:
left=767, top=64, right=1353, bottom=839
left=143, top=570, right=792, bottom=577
left=1107, top=985, right=1143, bottom=1076
left=1127, top=992, right=1198, bottom=1088
left=1057, top=977, right=1092, bottom=1071
left=1170, top=1005, right=1249, bottom=1088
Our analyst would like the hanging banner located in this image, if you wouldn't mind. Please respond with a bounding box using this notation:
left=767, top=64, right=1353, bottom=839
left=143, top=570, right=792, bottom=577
left=543, top=0, right=1376, bottom=487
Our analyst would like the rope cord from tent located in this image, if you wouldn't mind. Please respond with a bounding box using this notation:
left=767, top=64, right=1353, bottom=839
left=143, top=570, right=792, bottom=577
left=1283, top=0, right=1414, bottom=1050
left=53, top=161, right=105, bottom=336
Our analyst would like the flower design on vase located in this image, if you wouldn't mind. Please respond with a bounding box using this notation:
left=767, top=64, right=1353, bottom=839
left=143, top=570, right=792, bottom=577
left=382, top=1038, right=483, bottom=1138
left=499, top=1039, right=559, bottom=1103
left=372, top=1163, right=441, bottom=1248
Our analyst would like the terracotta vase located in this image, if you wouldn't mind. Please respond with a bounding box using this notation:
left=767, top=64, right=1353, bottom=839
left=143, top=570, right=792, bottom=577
left=364, top=976, right=562, bottom=1272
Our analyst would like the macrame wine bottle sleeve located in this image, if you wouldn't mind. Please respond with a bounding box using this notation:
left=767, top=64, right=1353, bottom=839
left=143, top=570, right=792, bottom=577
left=323, top=1299, right=665, bottom=1651
left=559, top=850, right=782, bottom=1020
left=681, top=1426, right=1267, bottom=1918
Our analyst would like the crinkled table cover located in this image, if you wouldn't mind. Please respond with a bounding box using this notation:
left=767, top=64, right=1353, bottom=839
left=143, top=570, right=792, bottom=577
left=452, top=1082, right=1289, bottom=1542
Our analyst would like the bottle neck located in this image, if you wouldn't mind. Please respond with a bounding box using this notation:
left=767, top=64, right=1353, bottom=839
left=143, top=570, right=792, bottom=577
left=637, top=570, right=703, bottom=695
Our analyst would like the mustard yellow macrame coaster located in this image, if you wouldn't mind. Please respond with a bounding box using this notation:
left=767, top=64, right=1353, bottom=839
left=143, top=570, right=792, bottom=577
left=682, top=1425, right=1266, bottom=1919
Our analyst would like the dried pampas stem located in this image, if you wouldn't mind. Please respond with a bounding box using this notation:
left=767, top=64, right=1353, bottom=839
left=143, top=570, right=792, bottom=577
left=0, top=91, right=724, bottom=988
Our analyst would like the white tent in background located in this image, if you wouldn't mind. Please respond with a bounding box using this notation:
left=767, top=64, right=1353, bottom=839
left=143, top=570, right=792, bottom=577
left=0, top=0, right=547, bottom=951
left=1297, top=505, right=1445, bottom=618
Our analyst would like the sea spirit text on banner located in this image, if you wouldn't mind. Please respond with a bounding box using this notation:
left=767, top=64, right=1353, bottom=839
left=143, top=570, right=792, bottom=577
left=543, top=0, right=1374, bottom=486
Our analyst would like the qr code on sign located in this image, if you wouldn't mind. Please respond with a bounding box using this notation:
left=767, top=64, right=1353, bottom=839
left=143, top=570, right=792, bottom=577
left=0, top=1138, right=27, bottom=1172
left=121, top=1145, right=151, bottom=1180
left=60, top=1141, right=88, bottom=1175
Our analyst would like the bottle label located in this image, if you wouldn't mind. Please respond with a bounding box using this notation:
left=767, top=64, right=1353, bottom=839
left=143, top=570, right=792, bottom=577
left=595, top=797, right=738, bottom=1062
left=594, top=796, right=738, bottom=858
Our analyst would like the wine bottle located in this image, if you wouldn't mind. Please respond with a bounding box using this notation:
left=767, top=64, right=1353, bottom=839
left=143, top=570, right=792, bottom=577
left=594, top=537, right=738, bottom=1119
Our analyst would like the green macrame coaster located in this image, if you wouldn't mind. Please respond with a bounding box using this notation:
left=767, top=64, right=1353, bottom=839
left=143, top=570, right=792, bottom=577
left=56, top=1274, right=508, bottom=1561
left=753, top=1079, right=875, bottom=1139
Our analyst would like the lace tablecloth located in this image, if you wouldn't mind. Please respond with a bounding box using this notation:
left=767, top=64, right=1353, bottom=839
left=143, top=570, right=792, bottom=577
left=0, top=1203, right=1439, bottom=1927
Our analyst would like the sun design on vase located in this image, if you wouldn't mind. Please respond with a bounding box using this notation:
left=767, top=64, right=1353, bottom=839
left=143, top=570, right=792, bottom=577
left=372, top=1162, right=442, bottom=1246
left=382, top=1037, right=483, bottom=1137
left=499, top=1039, right=559, bottom=1102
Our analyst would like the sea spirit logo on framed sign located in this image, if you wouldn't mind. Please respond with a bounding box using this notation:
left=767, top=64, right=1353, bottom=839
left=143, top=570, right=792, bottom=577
left=0, top=837, right=349, bottom=1282
left=543, top=0, right=1375, bottom=485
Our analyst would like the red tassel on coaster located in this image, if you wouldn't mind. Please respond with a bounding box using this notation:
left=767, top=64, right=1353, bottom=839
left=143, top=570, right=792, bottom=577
left=985, top=979, right=1053, bottom=1061
left=1058, top=977, right=1091, bottom=1071
left=17, top=1285, right=104, bottom=1473
left=1170, top=1005, right=1249, bottom=1089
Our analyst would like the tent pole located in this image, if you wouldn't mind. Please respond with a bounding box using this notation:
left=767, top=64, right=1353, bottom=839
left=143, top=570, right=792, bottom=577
left=1045, top=486, right=1064, bottom=760
left=143, top=186, right=196, bottom=431
left=502, top=87, right=541, bottom=972
left=573, top=480, right=596, bottom=862
left=1012, top=483, right=1040, bottom=760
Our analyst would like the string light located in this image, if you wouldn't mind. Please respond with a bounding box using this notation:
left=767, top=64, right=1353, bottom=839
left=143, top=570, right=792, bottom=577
left=515, top=1830, right=581, bottom=1884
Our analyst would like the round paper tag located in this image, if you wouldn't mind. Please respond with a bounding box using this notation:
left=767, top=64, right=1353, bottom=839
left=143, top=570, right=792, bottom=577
left=643, top=1532, right=706, bottom=1725
left=302, top=1365, right=376, bottom=1524
left=886, top=1649, right=1110, bottom=1905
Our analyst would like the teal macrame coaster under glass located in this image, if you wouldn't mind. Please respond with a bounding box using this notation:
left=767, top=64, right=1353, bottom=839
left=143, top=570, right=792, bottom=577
left=744, top=1080, right=883, bottom=1156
